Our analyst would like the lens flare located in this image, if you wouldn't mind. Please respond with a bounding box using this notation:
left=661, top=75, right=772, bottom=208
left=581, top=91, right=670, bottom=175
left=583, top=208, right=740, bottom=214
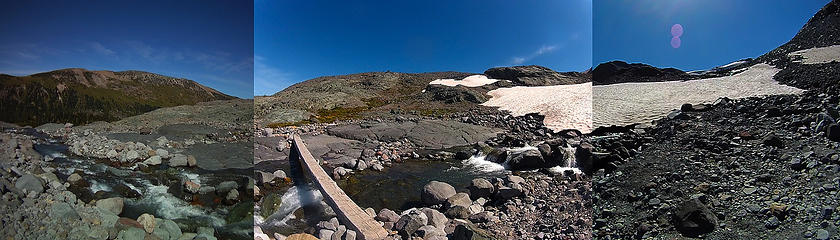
left=671, top=24, right=683, bottom=37
left=671, top=37, right=681, bottom=48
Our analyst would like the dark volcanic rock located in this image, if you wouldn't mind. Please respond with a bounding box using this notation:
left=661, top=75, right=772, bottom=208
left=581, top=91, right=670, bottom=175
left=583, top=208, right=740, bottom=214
left=673, top=199, right=718, bottom=237
left=592, top=61, right=693, bottom=85
left=484, top=65, right=588, bottom=86
left=424, top=84, right=489, bottom=104
left=506, top=149, right=547, bottom=170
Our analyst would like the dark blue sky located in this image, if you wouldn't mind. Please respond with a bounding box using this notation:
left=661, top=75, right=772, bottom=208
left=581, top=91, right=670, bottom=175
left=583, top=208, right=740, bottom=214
left=0, top=1, right=254, bottom=98
left=255, top=0, right=592, bottom=96
left=594, top=0, right=830, bottom=71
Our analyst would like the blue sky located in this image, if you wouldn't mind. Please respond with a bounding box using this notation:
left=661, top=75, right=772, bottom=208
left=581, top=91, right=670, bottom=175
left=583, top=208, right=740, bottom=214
left=0, top=1, right=254, bottom=99
left=255, top=0, right=592, bottom=96
left=594, top=0, right=830, bottom=71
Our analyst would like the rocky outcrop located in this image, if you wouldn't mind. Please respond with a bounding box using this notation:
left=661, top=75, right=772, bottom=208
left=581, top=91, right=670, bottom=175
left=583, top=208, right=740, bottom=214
left=484, top=65, right=588, bottom=86
left=592, top=61, right=692, bottom=85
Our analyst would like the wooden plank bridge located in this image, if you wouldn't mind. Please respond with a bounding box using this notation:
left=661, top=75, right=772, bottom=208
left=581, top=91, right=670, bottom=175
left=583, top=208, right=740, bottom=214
left=289, top=135, right=390, bottom=240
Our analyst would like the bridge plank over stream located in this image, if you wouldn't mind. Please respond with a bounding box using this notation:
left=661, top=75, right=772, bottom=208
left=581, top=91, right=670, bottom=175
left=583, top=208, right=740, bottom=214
left=290, top=135, right=390, bottom=240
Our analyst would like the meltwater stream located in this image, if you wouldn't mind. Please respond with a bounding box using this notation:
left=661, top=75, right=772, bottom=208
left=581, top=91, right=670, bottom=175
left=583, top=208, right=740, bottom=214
left=32, top=137, right=253, bottom=239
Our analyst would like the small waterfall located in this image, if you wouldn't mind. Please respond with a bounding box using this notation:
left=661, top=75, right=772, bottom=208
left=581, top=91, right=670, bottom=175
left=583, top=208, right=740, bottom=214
left=256, top=185, right=324, bottom=227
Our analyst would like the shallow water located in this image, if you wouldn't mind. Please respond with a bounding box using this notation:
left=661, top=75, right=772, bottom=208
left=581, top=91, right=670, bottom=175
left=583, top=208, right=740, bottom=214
left=32, top=138, right=252, bottom=239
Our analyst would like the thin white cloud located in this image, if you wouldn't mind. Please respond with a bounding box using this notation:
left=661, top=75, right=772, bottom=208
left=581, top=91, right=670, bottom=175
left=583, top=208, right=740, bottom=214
left=254, top=55, right=290, bottom=96
left=89, top=42, right=115, bottom=55
left=510, top=45, right=558, bottom=65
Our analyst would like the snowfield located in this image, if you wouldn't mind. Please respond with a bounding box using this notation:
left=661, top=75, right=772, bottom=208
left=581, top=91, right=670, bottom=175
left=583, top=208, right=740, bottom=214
left=593, top=64, right=804, bottom=127
left=788, top=44, right=840, bottom=64
left=429, top=75, right=500, bottom=87
left=482, top=82, right=593, bottom=133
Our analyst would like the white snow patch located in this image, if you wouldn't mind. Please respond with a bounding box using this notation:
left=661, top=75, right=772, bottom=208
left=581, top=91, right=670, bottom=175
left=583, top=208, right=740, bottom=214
left=789, top=45, right=840, bottom=64
left=430, top=75, right=499, bottom=87
left=593, top=63, right=804, bottom=127
left=482, top=82, right=593, bottom=133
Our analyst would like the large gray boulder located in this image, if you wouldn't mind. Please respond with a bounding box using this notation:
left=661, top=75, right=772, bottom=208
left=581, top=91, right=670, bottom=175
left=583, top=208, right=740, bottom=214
left=507, top=149, right=549, bottom=170
left=467, top=178, right=494, bottom=200
left=421, top=181, right=457, bottom=205
left=169, top=154, right=188, bottom=167
left=15, top=174, right=44, bottom=195
left=96, top=197, right=124, bottom=215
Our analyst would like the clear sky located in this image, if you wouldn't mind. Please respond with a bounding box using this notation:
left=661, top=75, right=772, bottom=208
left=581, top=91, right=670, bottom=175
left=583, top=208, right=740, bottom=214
left=594, top=0, right=830, bottom=71
left=0, top=1, right=254, bottom=99
left=255, top=0, right=592, bottom=96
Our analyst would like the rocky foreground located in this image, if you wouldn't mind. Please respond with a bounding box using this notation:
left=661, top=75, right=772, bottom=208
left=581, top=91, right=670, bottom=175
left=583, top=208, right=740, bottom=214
left=589, top=92, right=840, bottom=239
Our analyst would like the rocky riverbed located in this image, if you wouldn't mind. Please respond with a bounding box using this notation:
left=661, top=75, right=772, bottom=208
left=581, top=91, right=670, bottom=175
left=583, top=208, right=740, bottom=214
left=253, top=107, right=592, bottom=240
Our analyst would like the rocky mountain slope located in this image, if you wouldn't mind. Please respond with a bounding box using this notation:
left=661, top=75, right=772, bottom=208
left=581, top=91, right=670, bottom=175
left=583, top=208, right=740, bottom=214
left=590, top=1, right=840, bottom=239
left=256, top=66, right=589, bottom=126
left=0, top=68, right=235, bottom=126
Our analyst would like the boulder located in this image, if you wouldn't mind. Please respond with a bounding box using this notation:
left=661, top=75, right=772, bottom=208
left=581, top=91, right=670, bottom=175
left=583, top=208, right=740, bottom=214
left=507, top=149, right=548, bottom=170
left=49, top=202, right=80, bottom=222
left=169, top=154, right=188, bottom=167
left=467, top=178, right=494, bottom=200
left=258, top=171, right=276, bottom=184
left=143, top=155, right=162, bottom=165
left=96, top=197, right=124, bottom=215
left=15, top=174, right=44, bottom=195
left=375, top=208, right=400, bottom=222
left=117, top=227, right=147, bottom=240
left=446, top=193, right=472, bottom=209
left=420, top=208, right=448, bottom=229
left=136, top=213, right=156, bottom=233
left=445, top=206, right=471, bottom=219
left=416, top=225, right=444, bottom=238
left=67, top=173, right=83, bottom=183
left=155, top=149, right=170, bottom=159
left=495, top=186, right=523, bottom=201
left=187, top=155, right=198, bottom=167
left=395, top=209, right=428, bottom=237
left=421, top=181, right=457, bottom=205
left=184, top=181, right=201, bottom=194
left=216, top=181, right=239, bottom=194
left=673, top=198, right=718, bottom=237
left=273, top=170, right=287, bottom=179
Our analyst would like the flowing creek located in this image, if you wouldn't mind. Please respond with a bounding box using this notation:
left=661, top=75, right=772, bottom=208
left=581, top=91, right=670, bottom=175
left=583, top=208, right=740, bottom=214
left=29, top=132, right=254, bottom=239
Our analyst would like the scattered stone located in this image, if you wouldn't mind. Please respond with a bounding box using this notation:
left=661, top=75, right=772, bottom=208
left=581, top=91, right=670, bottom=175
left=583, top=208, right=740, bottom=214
left=96, top=197, right=124, bottom=215
left=673, top=198, right=717, bottom=237
left=467, top=178, right=494, bottom=199
left=169, top=154, right=188, bottom=167
left=137, top=213, right=156, bottom=233
left=421, top=181, right=456, bottom=205
left=15, top=174, right=44, bottom=195
left=395, top=209, right=428, bottom=237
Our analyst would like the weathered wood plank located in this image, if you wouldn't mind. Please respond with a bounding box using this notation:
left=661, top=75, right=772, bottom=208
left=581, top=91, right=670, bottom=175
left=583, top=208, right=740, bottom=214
left=291, top=135, right=389, bottom=240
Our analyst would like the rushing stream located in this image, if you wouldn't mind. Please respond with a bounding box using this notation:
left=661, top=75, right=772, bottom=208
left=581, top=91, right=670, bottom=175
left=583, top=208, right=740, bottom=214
left=30, top=134, right=253, bottom=239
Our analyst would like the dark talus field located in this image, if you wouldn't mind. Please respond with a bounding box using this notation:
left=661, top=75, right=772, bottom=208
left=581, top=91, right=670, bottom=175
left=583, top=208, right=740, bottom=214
left=590, top=1, right=840, bottom=239
left=0, top=69, right=253, bottom=239
left=0, top=68, right=234, bottom=127
left=254, top=65, right=593, bottom=240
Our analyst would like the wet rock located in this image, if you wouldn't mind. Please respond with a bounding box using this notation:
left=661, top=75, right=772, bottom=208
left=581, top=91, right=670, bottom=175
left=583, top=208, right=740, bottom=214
left=67, top=173, right=83, bottom=183
left=273, top=170, right=287, bottom=179
left=354, top=160, right=368, bottom=171
left=226, top=189, right=239, bottom=203
left=216, top=181, right=239, bottom=194
left=96, top=197, right=124, bottom=215
left=421, top=181, right=457, bottom=205
left=137, top=213, right=156, bottom=233
left=673, top=198, right=717, bottom=237
left=184, top=181, right=201, bottom=194
left=257, top=171, right=276, bottom=184
left=371, top=163, right=384, bottom=171
left=395, top=209, right=428, bottom=237
left=507, top=149, right=547, bottom=170
left=169, top=154, right=188, bottom=167
left=15, top=174, right=44, bottom=195
left=467, top=178, right=494, bottom=200
left=376, top=208, right=400, bottom=222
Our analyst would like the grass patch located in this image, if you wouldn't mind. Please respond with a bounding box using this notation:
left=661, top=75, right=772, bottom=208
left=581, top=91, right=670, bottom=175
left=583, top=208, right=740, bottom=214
left=266, top=120, right=312, bottom=128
